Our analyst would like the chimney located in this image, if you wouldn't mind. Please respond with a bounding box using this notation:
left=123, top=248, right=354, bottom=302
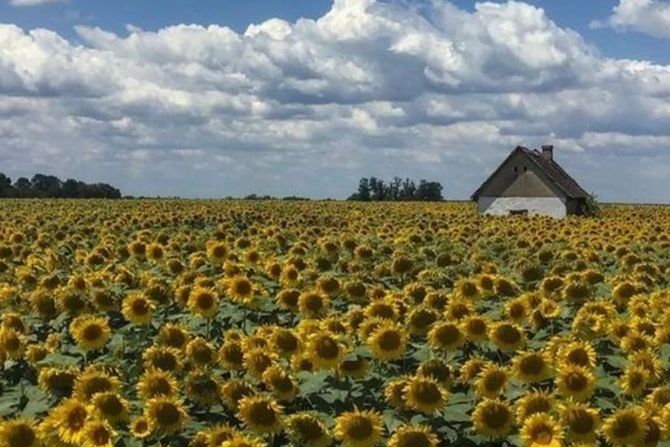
left=541, top=145, right=554, bottom=161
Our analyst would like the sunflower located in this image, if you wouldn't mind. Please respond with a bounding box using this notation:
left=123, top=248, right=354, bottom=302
left=270, top=328, right=301, bottom=358
left=142, top=346, right=183, bottom=373
left=559, top=403, right=600, bottom=444
left=38, top=367, right=77, bottom=397
left=262, top=366, right=299, bottom=402
left=144, top=397, right=188, bottom=434
left=388, top=424, right=438, bottom=447
left=557, top=341, right=597, bottom=369
left=221, top=380, right=255, bottom=411
left=69, top=315, right=111, bottom=351
left=406, top=306, right=438, bottom=336
left=519, top=413, right=563, bottom=447
left=48, top=398, right=91, bottom=444
left=366, top=322, right=408, bottom=361
left=459, top=357, right=490, bottom=385
left=275, top=289, right=300, bottom=311
left=121, top=293, right=154, bottom=325
left=338, top=357, right=369, bottom=379
left=236, top=395, right=283, bottom=435
left=137, top=368, right=179, bottom=400
left=185, top=371, right=222, bottom=406
left=306, top=331, right=348, bottom=370
left=454, top=278, right=481, bottom=300
left=619, top=365, right=649, bottom=397
left=601, top=407, right=647, bottom=446
left=81, top=421, right=115, bottom=447
left=225, top=275, right=256, bottom=305
left=91, top=392, right=129, bottom=425
left=298, top=291, right=330, bottom=318
left=218, top=340, right=245, bottom=370
left=417, top=359, right=451, bottom=387
left=644, top=385, right=670, bottom=410
left=403, top=376, right=449, bottom=415
left=157, top=323, right=190, bottom=350
left=186, top=337, right=216, bottom=367
left=489, top=322, right=526, bottom=352
left=73, top=367, right=121, bottom=401
left=243, top=348, right=277, bottom=378
left=204, top=423, right=238, bottom=447
left=285, top=413, right=331, bottom=447
left=511, top=351, right=553, bottom=384
left=385, top=376, right=411, bottom=409
left=206, top=241, right=228, bottom=263
left=0, top=328, right=24, bottom=359
left=515, top=391, right=554, bottom=423
left=475, top=365, right=509, bottom=399
left=0, top=418, right=39, bottom=447
left=334, top=409, right=383, bottom=447
left=472, top=399, right=515, bottom=439
left=188, top=287, right=219, bottom=319
left=555, top=365, right=595, bottom=401
left=427, top=321, right=465, bottom=351
left=220, top=433, right=266, bottom=447
left=460, top=316, right=489, bottom=343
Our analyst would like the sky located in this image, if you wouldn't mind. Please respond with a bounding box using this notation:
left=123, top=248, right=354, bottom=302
left=1, top=0, right=669, bottom=201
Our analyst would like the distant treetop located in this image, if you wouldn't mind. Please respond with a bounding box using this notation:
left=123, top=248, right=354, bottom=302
left=348, top=177, right=444, bottom=202
left=0, top=173, right=121, bottom=199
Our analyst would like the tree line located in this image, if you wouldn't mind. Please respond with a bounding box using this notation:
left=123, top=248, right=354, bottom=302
left=0, top=173, right=121, bottom=199
left=347, top=177, right=444, bottom=201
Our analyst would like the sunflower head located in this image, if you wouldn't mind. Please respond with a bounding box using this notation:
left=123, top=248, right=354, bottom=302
left=472, top=399, right=515, bottom=439
left=236, top=396, right=283, bottom=435
left=388, top=424, right=438, bottom=447
left=520, top=413, right=563, bottom=447
left=366, top=322, right=407, bottom=361
left=334, top=409, right=383, bottom=447
left=285, top=413, right=331, bottom=447
left=403, top=376, right=449, bottom=415
left=144, top=397, right=188, bottom=434
left=601, top=407, right=647, bottom=447
left=0, top=418, right=39, bottom=447
left=69, top=315, right=111, bottom=351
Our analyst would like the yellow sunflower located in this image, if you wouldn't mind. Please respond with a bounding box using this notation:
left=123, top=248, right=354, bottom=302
left=388, top=424, right=439, bottom=447
left=137, top=368, right=179, bottom=400
left=601, top=407, right=647, bottom=446
left=472, top=399, right=515, bottom=439
left=187, top=287, right=219, bottom=319
left=427, top=321, right=465, bottom=351
left=403, top=376, right=449, bottom=415
left=121, top=293, right=154, bottom=325
left=144, top=397, right=188, bottom=434
left=0, top=418, right=39, bottom=447
left=519, top=413, right=563, bottom=447
left=285, top=413, right=331, bottom=447
left=555, top=365, right=595, bottom=402
left=81, top=421, right=115, bottom=447
left=366, top=322, right=408, bottom=361
left=236, top=395, right=283, bottom=435
left=475, top=365, right=509, bottom=399
left=559, top=402, right=600, bottom=444
left=306, top=331, right=348, bottom=370
left=515, top=390, right=555, bottom=423
left=511, top=351, right=553, bottom=384
left=334, top=409, right=383, bottom=447
left=69, top=315, right=111, bottom=351
left=489, top=322, right=526, bottom=352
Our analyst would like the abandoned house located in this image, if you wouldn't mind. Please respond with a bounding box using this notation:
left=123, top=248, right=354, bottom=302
left=471, top=145, right=590, bottom=218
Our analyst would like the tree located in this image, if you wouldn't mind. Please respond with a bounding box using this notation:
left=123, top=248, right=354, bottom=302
left=348, top=176, right=443, bottom=202
left=416, top=180, right=443, bottom=201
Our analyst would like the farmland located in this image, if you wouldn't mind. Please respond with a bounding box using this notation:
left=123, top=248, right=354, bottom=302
left=1, top=199, right=669, bottom=447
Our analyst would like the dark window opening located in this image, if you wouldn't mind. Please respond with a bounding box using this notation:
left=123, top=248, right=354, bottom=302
left=509, top=209, right=528, bottom=215
left=514, top=166, right=518, bottom=173
left=524, top=166, right=528, bottom=171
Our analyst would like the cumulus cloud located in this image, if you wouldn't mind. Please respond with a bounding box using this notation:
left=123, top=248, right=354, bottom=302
left=9, top=0, right=66, bottom=6
left=592, top=0, right=670, bottom=38
left=0, top=0, right=669, bottom=201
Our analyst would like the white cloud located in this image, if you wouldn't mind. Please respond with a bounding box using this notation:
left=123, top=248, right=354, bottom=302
left=0, top=0, right=669, bottom=201
left=9, top=0, right=66, bottom=6
left=592, top=0, right=670, bottom=38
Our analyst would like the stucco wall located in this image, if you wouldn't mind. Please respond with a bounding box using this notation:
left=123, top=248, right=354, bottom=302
left=478, top=197, right=567, bottom=219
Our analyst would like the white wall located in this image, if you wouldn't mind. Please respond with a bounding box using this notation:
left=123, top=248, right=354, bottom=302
left=478, top=196, right=567, bottom=219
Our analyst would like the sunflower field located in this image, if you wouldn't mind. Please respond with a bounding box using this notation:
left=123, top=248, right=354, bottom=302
left=1, top=199, right=670, bottom=447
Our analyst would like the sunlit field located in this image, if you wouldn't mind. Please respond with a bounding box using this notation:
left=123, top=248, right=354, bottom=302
left=1, top=199, right=669, bottom=447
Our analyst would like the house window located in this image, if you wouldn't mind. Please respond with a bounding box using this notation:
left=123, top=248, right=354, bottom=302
left=514, top=166, right=518, bottom=173
left=509, top=209, right=528, bottom=215
left=524, top=166, right=528, bottom=171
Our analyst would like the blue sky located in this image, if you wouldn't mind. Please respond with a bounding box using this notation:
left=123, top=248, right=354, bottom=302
left=1, top=0, right=670, bottom=201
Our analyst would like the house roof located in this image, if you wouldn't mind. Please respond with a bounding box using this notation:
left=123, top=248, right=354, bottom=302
left=471, top=146, right=590, bottom=200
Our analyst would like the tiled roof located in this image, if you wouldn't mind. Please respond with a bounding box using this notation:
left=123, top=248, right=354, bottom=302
left=524, top=148, right=589, bottom=199
left=471, top=146, right=590, bottom=200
